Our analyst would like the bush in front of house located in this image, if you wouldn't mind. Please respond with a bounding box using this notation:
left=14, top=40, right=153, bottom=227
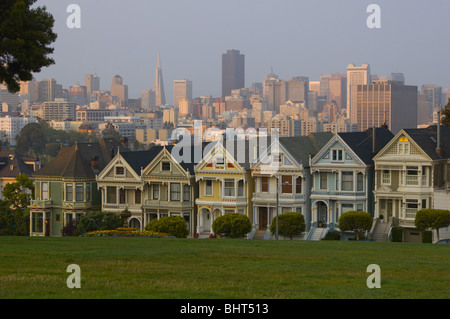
left=338, top=211, right=373, bottom=241
left=415, top=209, right=450, bottom=242
left=323, top=230, right=341, bottom=241
left=145, top=216, right=189, bottom=238
left=76, top=211, right=123, bottom=235
left=391, top=227, right=403, bottom=242
left=422, top=230, right=433, bottom=244
left=270, top=212, right=306, bottom=240
left=212, top=213, right=252, bottom=238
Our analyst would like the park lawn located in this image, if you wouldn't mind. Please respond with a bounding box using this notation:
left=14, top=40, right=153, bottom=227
left=0, top=236, right=448, bottom=299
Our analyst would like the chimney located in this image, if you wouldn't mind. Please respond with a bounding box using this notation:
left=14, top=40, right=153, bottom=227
left=436, top=106, right=442, bottom=156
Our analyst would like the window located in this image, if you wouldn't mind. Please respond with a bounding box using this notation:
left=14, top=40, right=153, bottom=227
left=421, top=199, right=427, bottom=209
left=135, top=189, right=141, bottom=204
left=42, top=182, right=49, bottom=200
left=224, top=179, right=235, bottom=197
left=332, top=149, right=343, bottom=161
left=32, top=213, right=43, bottom=233
left=119, top=189, right=126, bottom=204
left=86, top=183, right=91, bottom=201
left=76, top=184, right=84, bottom=201
left=261, top=177, right=269, bottom=192
left=281, top=176, right=292, bottom=193
left=356, top=204, right=364, bottom=211
left=153, top=184, right=159, bottom=200
left=357, top=173, right=364, bottom=191
left=319, top=172, right=327, bottom=190
left=238, top=180, right=244, bottom=197
left=406, top=167, right=419, bottom=186
left=341, top=172, right=353, bottom=191
left=296, top=177, right=302, bottom=194
left=382, top=170, right=391, bottom=185
left=56, top=214, right=60, bottom=222
left=405, top=199, right=418, bottom=219
left=66, top=184, right=73, bottom=201
left=116, top=167, right=125, bottom=176
left=170, top=183, right=181, bottom=201
left=342, top=204, right=353, bottom=214
left=205, top=180, right=213, bottom=196
left=107, top=187, right=116, bottom=204
left=398, top=138, right=410, bottom=155
left=162, top=162, right=171, bottom=171
left=183, top=185, right=190, bottom=201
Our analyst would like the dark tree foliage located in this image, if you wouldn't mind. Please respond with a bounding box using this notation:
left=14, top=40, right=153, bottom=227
left=15, top=122, right=46, bottom=155
left=442, top=99, right=450, bottom=128
left=0, top=0, right=57, bottom=93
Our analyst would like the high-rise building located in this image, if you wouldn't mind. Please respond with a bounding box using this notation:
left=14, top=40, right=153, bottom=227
left=347, top=64, right=371, bottom=120
left=287, top=77, right=309, bottom=108
left=141, top=89, right=155, bottom=109
left=263, top=71, right=287, bottom=113
left=154, top=51, right=166, bottom=106
left=178, top=99, right=193, bottom=116
left=390, top=73, right=405, bottom=84
left=351, top=81, right=418, bottom=134
left=421, top=84, right=442, bottom=120
left=328, top=74, right=347, bottom=112
left=110, top=75, right=128, bottom=106
left=222, top=49, right=245, bottom=97
left=68, top=85, right=88, bottom=106
left=84, top=74, right=100, bottom=95
left=43, top=99, right=77, bottom=121
left=320, top=74, right=332, bottom=100
left=37, top=78, right=62, bottom=102
left=173, top=79, right=192, bottom=109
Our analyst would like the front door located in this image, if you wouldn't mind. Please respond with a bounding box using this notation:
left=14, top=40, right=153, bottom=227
left=259, top=207, right=268, bottom=229
left=45, top=218, right=51, bottom=237
left=317, top=202, right=327, bottom=228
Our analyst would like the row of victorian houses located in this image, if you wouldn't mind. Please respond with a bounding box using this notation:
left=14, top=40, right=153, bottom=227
left=29, top=124, right=450, bottom=243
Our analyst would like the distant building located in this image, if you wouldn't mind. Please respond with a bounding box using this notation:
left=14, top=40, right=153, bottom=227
left=68, top=85, right=88, bottom=106
left=0, top=116, right=37, bottom=147
left=154, top=51, right=166, bottom=106
left=347, top=64, right=371, bottom=119
left=43, top=99, right=76, bottom=122
left=421, top=84, right=442, bottom=121
left=173, top=79, right=193, bottom=110
left=84, top=74, right=100, bottom=96
left=37, top=78, right=62, bottom=102
left=222, top=49, right=245, bottom=97
left=110, top=75, right=128, bottom=106
left=141, top=89, right=155, bottom=109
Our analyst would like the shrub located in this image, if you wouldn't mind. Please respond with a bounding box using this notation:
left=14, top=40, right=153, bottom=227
left=61, top=220, right=77, bottom=237
left=415, top=209, right=450, bottom=241
left=76, top=211, right=123, bottom=235
left=338, top=211, right=373, bottom=241
left=212, top=213, right=252, bottom=238
left=145, top=216, right=189, bottom=238
left=422, top=230, right=433, bottom=244
left=270, top=212, right=306, bottom=240
left=323, top=230, right=341, bottom=241
left=391, top=227, right=403, bottom=242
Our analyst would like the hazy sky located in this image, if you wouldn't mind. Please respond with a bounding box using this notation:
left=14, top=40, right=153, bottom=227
left=34, top=0, right=450, bottom=104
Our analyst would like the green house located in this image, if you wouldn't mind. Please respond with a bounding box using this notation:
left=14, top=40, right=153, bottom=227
left=29, top=139, right=127, bottom=237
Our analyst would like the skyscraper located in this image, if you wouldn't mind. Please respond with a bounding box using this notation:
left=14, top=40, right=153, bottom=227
left=421, top=84, right=442, bottom=120
left=85, top=74, right=100, bottom=95
left=173, top=79, right=192, bottom=109
left=222, top=49, right=245, bottom=97
left=154, top=51, right=166, bottom=106
left=110, top=75, right=128, bottom=106
left=347, top=64, right=371, bottom=119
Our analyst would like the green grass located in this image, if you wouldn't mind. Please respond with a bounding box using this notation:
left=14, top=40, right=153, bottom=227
left=0, top=236, right=448, bottom=299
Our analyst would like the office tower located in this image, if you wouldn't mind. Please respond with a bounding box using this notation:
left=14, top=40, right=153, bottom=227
left=250, top=82, right=263, bottom=96
left=68, top=85, right=88, bottom=106
left=267, top=114, right=301, bottom=137
left=347, top=64, right=371, bottom=120
left=154, top=51, right=166, bottom=106
left=320, top=74, right=332, bottom=100
left=178, top=99, right=193, bottom=116
left=84, top=74, right=100, bottom=95
left=309, top=81, right=320, bottom=95
left=43, top=99, right=77, bottom=121
left=288, top=77, right=309, bottom=108
left=38, top=78, right=62, bottom=102
left=213, top=97, right=226, bottom=116
left=222, top=49, right=245, bottom=97
left=390, top=73, right=405, bottom=84
left=417, top=92, right=429, bottom=125
left=110, top=75, right=128, bottom=106
left=141, top=89, right=155, bottom=109
left=163, top=108, right=178, bottom=126
left=263, top=70, right=287, bottom=113
left=421, top=84, right=442, bottom=119
left=328, top=74, right=347, bottom=111
left=173, top=79, right=193, bottom=109
left=0, top=84, right=20, bottom=112
left=351, top=81, right=418, bottom=134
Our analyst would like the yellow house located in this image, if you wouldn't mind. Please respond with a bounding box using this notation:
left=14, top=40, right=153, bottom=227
left=194, top=140, right=256, bottom=237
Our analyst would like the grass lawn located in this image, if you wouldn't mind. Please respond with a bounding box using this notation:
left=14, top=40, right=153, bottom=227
left=0, top=236, right=448, bottom=299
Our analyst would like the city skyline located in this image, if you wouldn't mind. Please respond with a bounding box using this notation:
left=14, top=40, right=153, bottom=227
left=31, top=0, right=450, bottom=104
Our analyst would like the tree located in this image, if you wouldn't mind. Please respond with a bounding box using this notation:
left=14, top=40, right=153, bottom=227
left=15, top=122, right=46, bottom=155
left=415, top=209, right=450, bottom=241
left=212, top=213, right=252, bottom=238
left=0, top=0, right=57, bottom=93
left=269, top=212, right=306, bottom=240
left=3, top=174, right=34, bottom=211
left=338, top=211, right=373, bottom=240
left=442, top=99, right=450, bottom=128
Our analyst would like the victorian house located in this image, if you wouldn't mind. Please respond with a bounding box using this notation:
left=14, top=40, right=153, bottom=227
left=250, top=132, right=333, bottom=239
left=372, top=125, right=450, bottom=243
left=96, top=145, right=199, bottom=236
left=30, top=138, right=126, bottom=237
left=309, top=127, right=393, bottom=240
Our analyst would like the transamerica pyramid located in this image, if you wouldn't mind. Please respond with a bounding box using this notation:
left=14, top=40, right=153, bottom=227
left=154, top=51, right=166, bottom=106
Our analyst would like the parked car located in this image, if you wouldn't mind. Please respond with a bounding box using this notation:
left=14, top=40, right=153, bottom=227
left=435, top=239, right=450, bottom=244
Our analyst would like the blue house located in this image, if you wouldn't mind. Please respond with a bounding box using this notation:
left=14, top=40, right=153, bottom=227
left=308, top=127, right=393, bottom=240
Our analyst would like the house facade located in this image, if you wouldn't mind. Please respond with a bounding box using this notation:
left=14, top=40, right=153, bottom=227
left=96, top=145, right=198, bottom=236
left=251, top=133, right=333, bottom=239
left=373, top=125, right=450, bottom=242
left=309, top=128, right=393, bottom=238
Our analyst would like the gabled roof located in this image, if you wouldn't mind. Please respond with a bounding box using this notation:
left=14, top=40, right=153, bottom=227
left=120, top=146, right=166, bottom=175
left=279, top=132, right=334, bottom=167
left=0, top=151, right=38, bottom=178
left=338, top=127, right=394, bottom=165
left=402, top=125, right=450, bottom=160
left=34, top=138, right=128, bottom=178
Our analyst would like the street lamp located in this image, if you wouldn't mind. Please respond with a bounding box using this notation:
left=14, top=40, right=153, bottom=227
left=276, top=176, right=290, bottom=240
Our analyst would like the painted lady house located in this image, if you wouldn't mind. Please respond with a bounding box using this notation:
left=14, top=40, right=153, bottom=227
left=30, top=139, right=127, bottom=237
left=372, top=124, right=450, bottom=243
left=250, top=132, right=333, bottom=239
left=309, top=127, right=393, bottom=240
left=96, top=145, right=199, bottom=236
